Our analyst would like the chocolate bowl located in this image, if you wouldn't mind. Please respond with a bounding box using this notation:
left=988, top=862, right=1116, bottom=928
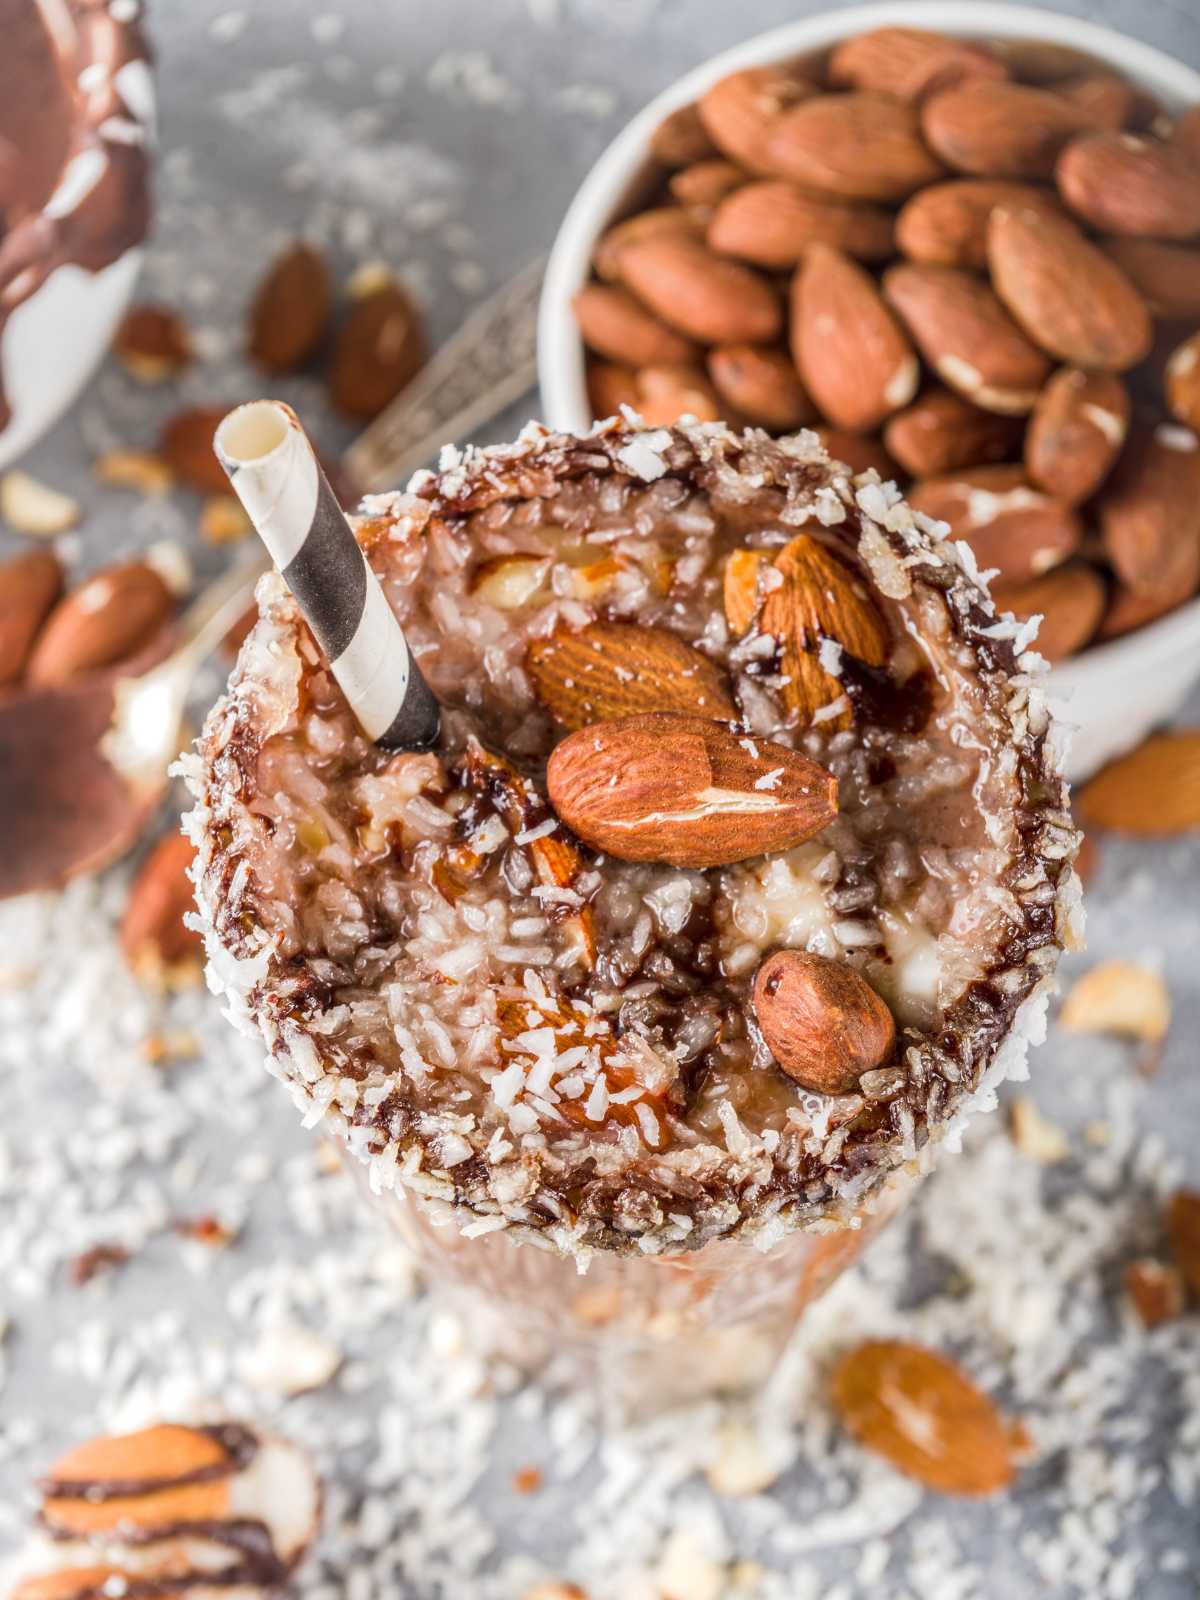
left=184, top=419, right=1082, bottom=1412
left=0, top=0, right=153, bottom=467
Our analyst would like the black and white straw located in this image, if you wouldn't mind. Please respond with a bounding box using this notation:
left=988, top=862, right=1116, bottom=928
left=214, top=400, right=440, bottom=750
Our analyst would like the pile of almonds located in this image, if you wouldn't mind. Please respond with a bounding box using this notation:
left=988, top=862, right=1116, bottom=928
left=575, top=25, right=1200, bottom=661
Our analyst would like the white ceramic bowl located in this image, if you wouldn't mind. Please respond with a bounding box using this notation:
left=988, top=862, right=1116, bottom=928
left=538, top=0, right=1200, bottom=781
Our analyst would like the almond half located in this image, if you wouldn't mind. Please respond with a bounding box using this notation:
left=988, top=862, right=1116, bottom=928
left=546, top=712, right=837, bottom=869
left=526, top=621, right=734, bottom=731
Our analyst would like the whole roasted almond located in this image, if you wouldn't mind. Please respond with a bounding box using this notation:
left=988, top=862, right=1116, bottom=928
left=921, top=82, right=1097, bottom=178
left=573, top=283, right=696, bottom=367
left=26, top=560, right=173, bottom=687
left=669, top=159, right=744, bottom=209
left=884, top=387, right=1023, bottom=479
left=883, top=262, right=1051, bottom=414
left=1057, top=132, right=1200, bottom=239
left=1167, top=1189, right=1200, bottom=1298
left=752, top=948, right=895, bottom=1094
left=1126, top=1258, right=1185, bottom=1328
left=991, top=562, right=1106, bottom=662
left=329, top=276, right=425, bottom=419
left=791, top=245, right=919, bottom=432
left=650, top=101, right=718, bottom=167
left=1166, top=332, right=1200, bottom=431
left=1099, top=236, right=1200, bottom=319
left=247, top=239, right=332, bottom=373
left=698, top=64, right=815, bottom=174
left=767, top=93, right=946, bottom=201
left=619, top=235, right=781, bottom=345
left=908, top=465, right=1082, bottom=582
left=828, top=26, right=1005, bottom=103
left=634, top=363, right=722, bottom=426
left=0, top=547, right=63, bottom=686
left=114, top=302, right=192, bottom=383
left=988, top=206, right=1151, bottom=372
left=39, top=1423, right=232, bottom=1537
left=758, top=531, right=889, bottom=728
left=587, top=359, right=640, bottom=419
left=527, top=621, right=734, bottom=730
left=593, top=207, right=704, bottom=283
left=1055, top=73, right=1136, bottom=132
left=546, top=712, right=837, bottom=869
left=1025, top=367, right=1130, bottom=502
left=708, top=180, right=894, bottom=268
left=895, top=179, right=1063, bottom=271
left=707, top=344, right=815, bottom=430
left=1098, top=425, right=1200, bottom=593
left=816, top=428, right=901, bottom=481
left=121, top=832, right=204, bottom=981
left=160, top=406, right=230, bottom=495
left=1077, top=731, right=1200, bottom=835
left=831, top=1340, right=1016, bottom=1496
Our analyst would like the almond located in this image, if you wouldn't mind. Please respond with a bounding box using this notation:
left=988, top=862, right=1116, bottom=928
left=1165, top=332, right=1200, bottom=431
left=572, top=282, right=696, bottom=367
left=791, top=245, right=919, bottom=432
left=1055, top=73, right=1136, bottom=132
left=527, top=621, right=734, bottom=730
left=1057, top=132, right=1200, bottom=239
left=12, top=1570, right=154, bottom=1600
left=669, top=159, right=744, bottom=209
left=593, top=207, right=704, bottom=282
left=546, top=712, right=837, bottom=869
left=470, top=553, right=552, bottom=610
left=120, top=832, right=204, bottom=982
left=828, top=26, right=1005, bottom=102
left=650, top=101, right=718, bottom=167
left=1, top=469, right=81, bottom=536
left=1097, top=555, right=1200, bottom=641
left=768, top=93, right=946, bottom=201
left=908, top=465, right=1081, bottom=582
left=816, top=428, right=901, bottom=481
left=93, top=448, right=175, bottom=497
left=1077, top=731, right=1200, bottom=834
left=883, top=387, right=1023, bottom=479
left=1125, top=1258, right=1185, bottom=1328
left=0, top=548, right=63, bottom=685
left=1167, top=1189, right=1200, bottom=1298
left=921, top=82, right=1097, bottom=178
left=329, top=275, right=425, bottom=419
left=830, top=1340, right=1016, bottom=1496
left=894, top=179, right=1063, bottom=271
left=752, top=949, right=895, bottom=1094
left=758, top=531, right=889, bottom=728
left=159, top=406, right=230, bottom=495
left=39, top=1423, right=233, bottom=1537
left=1099, top=237, right=1200, bottom=319
left=1098, top=426, right=1200, bottom=593
left=707, top=343, right=815, bottom=429
left=114, top=302, right=191, bottom=382
left=199, top=493, right=254, bottom=545
left=1008, top=1095, right=1069, bottom=1163
left=26, top=560, right=173, bottom=687
left=708, top=181, right=894, bottom=269
left=723, top=548, right=770, bottom=635
left=883, top=262, right=1051, bottom=414
left=634, top=363, right=723, bottom=426
left=587, top=359, right=639, bottom=419
left=698, top=64, right=816, bottom=174
left=1025, top=368, right=1130, bottom=502
left=1059, top=959, right=1171, bottom=1040
left=991, top=562, right=1106, bottom=662
left=247, top=240, right=332, bottom=373
left=987, top=206, right=1151, bottom=372
left=989, top=38, right=1100, bottom=85
left=619, top=235, right=781, bottom=345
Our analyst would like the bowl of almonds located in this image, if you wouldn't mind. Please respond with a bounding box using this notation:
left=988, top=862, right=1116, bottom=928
left=538, top=2, right=1200, bottom=779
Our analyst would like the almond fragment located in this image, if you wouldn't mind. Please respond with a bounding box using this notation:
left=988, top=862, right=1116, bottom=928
left=708, top=344, right=815, bottom=430
left=669, top=158, right=744, bottom=209
left=828, top=26, right=1005, bottom=103
left=618, top=234, right=781, bottom=345
left=1166, top=1189, right=1200, bottom=1298
left=1059, top=959, right=1170, bottom=1040
left=650, top=101, right=718, bottom=167
left=120, top=833, right=204, bottom=984
left=470, top=553, right=551, bottom=610
left=708, top=181, right=895, bottom=268
left=0, top=470, right=81, bottom=536
left=723, top=548, right=770, bottom=635
left=921, top=82, right=1097, bottom=178
left=547, top=712, right=837, bottom=869
left=572, top=282, right=696, bottom=367
left=830, top=1340, right=1016, bottom=1496
left=1125, top=1258, right=1185, bottom=1328
left=1099, top=237, right=1200, bottom=319
left=987, top=206, right=1150, bottom=373
left=1025, top=368, right=1129, bottom=503
left=329, top=275, right=425, bottom=419
left=199, top=494, right=253, bottom=545
left=895, top=179, right=1063, bottom=271
left=93, top=448, right=175, bottom=496
left=114, top=302, right=191, bottom=382
left=160, top=407, right=230, bottom=495
left=1165, top=332, right=1200, bottom=431
left=1077, top=732, right=1200, bottom=835
left=527, top=621, right=734, bottom=731
left=1098, top=426, right=1200, bottom=595
left=991, top=563, right=1105, bottom=662
left=0, top=548, right=62, bottom=685
left=908, top=465, right=1081, bottom=583
left=247, top=240, right=332, bottom=373
left=1057, top=132, right=1200, bottom=239
left=26, top=560, right=173, bottom=687
left=768, top=93, right=946, bottom=201
left=698, top=64, right=816, bottom=174
left=1008, top=1094, right=1069, bottom=1162
left=758, top=531, right=889, bottom=728
left=883, top=387, right=1022, bottom=479
left=752, top=949, right=895, bottom=1095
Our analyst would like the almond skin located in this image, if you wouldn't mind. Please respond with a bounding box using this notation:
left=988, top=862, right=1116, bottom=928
left=895, top=179, right=1063, bottom=271
left=546, top=712, right=837, bottom=869
left=698, top=64, right=816, bottom=174
left=669, top=159, right=744, bottom=209
left=1097, top=550, right=1200, bottom=640
left=1078, top=731, right=1200, bottom=835
left=908, top=465, right=1082, bottom=582
left=159, top=406, right=229, bottom=495
left=1167, top=1189, right=1200, bottom=1297
left=883, top=387, right=1023, bottom=479
left=987, top=206, right=1151, bottom=373
left=816, top=428, right=901, bottom=481
left=1166, top=333, right=1200, bottom=432
left=1098, top=426, right=1200, bottom=594
left=766, top=93, right=946, bottom=202
left=1173, top=105, right=1200, bottom=161
left=1100, top=237, right=1200, bottom=319
left=634, top=364, right=723, bottom=426
left=527, top=621, right=734, bottom=731
left=247, top=240, right=331, bottom=373
left=0, top=548, right=63, bottom=686
left=791, top=245, right=919, bottom=432
left=1025, top=368, right=1129, bottom=502
left=1055, top=73, right=1136, bottom=132
left=921, top=82, right=1097, bottom=179
left=708, top=180, right=894, bottom=268
left=329, top=278, right=425, bottom=419
left=831, top=1340, right=1016, bottom=1497
left=587, top=360, right=639, bottom=419
left=991, top=562, right=1106, bottom=662
left=1057, top=132, right=1200, bottom=239
left=752, top=949, right=895, bottom=1094
left=572, top=283, right=696, bottom=367
left=1126, top=1259, right=1186, bottom=1329
left=707, top=344, right=816, bottom=429
left=593, top=207, right=704, bottom=282
left=650, top=102, right=718, bottom=167
left=883, top=262, right=1051, bottom=415
left=114, top=303, right=192, bottom=382
left=120, top=832, right=204, bottom=977
left=618, top=234, right=781, bottom=345
left=26, top=560, right=173, bottom=687
left=827, top=26, right=1006, bottom=103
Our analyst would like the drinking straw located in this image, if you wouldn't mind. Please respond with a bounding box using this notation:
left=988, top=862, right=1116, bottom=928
left=215, top=400, right=440, bottom=749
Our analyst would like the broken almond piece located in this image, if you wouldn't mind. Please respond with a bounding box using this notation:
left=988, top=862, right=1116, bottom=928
left=830, top=1339, right=1016, bottom=1496
left=1008, top=1094, right=1069, bottom=1162
left=1058, top=959, right=1170, bottom=1041
left=0, top=470, right=80, bottom=537
left=723, top=548, right=770, bottom=635
left=1166, top=1189, right=1200, bottom=1298
left=93, top=448, right=175, bottom=497
left=526, top=621, right=735, bottom=731
left=1125, top=1258, right=1185, bottom=1328
left=114, top=303, right=192, bottom=382
left=199, top=494, right=253, bottom=545
left=752, top=949, right=895, bottom=1095
left=1077, top=732, right=1200, bottom=836
left=470, top=553, right=552, bottom=610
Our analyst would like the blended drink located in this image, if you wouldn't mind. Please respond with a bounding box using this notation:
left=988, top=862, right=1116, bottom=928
left=187, top=419, right=1080, bottom=1410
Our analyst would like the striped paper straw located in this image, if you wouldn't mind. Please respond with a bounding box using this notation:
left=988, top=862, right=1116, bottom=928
left=214, top=400, right=440, bottom=750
